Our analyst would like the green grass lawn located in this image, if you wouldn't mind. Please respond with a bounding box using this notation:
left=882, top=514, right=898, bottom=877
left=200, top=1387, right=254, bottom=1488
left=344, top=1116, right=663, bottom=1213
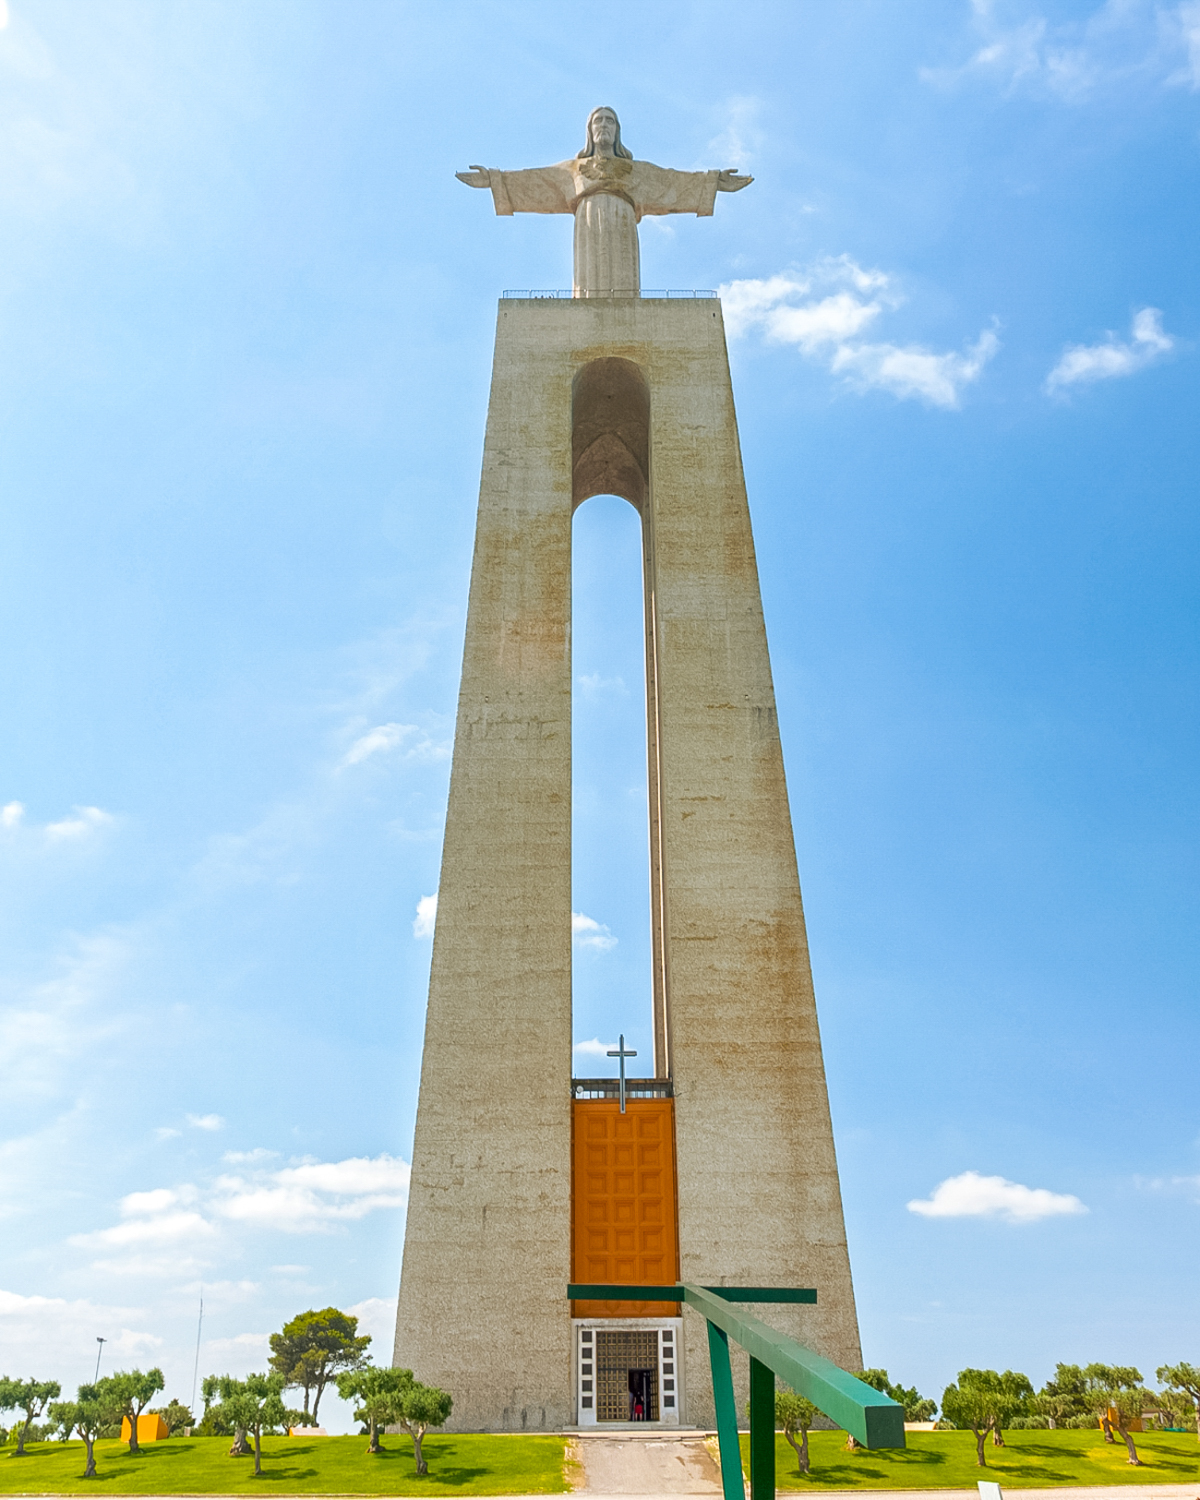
left=0, top=1434, right=569, bottom=1496
left=740, top=1428, right=1200, bottom=1490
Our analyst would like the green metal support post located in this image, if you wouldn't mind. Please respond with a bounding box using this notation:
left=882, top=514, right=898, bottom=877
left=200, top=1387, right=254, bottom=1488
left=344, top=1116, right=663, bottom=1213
left=706, top=1322, right=743, bottom=1500
left=749, top=1356, right=776, bottom=1500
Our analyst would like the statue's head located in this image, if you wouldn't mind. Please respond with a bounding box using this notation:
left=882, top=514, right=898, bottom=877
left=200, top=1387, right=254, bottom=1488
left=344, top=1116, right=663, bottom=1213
left=578, top=106, right=633, bottom=161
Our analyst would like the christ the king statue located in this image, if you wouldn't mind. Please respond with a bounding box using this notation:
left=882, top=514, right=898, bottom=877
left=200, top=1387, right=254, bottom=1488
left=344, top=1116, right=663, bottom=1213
left=456, top=106, right=752, bottom=297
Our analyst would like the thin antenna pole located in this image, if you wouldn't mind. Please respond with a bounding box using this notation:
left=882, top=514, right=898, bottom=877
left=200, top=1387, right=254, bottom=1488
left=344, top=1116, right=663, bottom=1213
left=190, top=1292, right=204, bottom=1417
left=94, top=1337, right=107, bottom=1382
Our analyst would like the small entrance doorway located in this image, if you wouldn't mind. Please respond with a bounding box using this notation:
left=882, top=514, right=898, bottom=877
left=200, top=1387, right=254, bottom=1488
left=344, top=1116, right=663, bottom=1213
left=575, top=1319, right=680, bottom=1425
left=596, top=1329, right=658, bottom=1421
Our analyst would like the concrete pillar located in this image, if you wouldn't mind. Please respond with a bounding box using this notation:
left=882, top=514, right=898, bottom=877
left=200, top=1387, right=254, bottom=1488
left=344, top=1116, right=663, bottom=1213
left=394, top=298, right=861, bottom=1431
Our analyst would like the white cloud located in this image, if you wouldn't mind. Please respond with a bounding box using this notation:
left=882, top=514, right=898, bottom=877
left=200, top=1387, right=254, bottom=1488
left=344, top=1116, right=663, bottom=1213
left=120, top=1186, right=194, bottom=1218
left=1, top=934, right=133, bottom=1102
left=705, top=95, right=764, bottom=170
left=0, top=1288, right=160, bottom=1381
left=577, top=672, right=629, bottom=698
left=907, top=1169, right=1088, bottom=1223
left=1045, top=307, right=1174, bottom=392
left=721, top=258, right=997, bottom=409
left=340, top=722, right=449, bottom=771
left=186, top=1112, right=225, bottom=1132
left=341, top=722, right=415, bottom=766
left=572, top=911, right=617, bottom=952
left=72, top=1209, right=216, bottom=1250
left=0, top=801, right=116, bottom=842
left=833, top=328, right=1001, bottom=408
left=1178, top=1, right=1200, bottom=86
left=412, top=892, right=437, bottom=939
left=345, top=1294, right=398, bottom=1353
left=223, top=1148, right=279, bottom=1164
left=44, top=805, right=115, bottom=840
left=155, top=1126, right=182, bottom=1140
left=573, top=1037, right=618, bottom=1058
left=214, top=1153, right=411, bottom=1233
left=922, top=0, right=1194, bottom=100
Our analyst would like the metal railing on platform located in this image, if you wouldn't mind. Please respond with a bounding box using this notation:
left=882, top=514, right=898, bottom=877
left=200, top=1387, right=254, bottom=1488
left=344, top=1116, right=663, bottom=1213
left=501, top=289, right=718, bottom=300
left=571, top=1077, right=673, bottom=1099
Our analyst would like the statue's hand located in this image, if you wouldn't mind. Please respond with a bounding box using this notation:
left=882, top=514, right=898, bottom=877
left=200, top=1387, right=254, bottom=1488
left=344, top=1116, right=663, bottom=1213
left=716, top=169, right=753, bottom=192
left=456, top=165, right=491, bottom=189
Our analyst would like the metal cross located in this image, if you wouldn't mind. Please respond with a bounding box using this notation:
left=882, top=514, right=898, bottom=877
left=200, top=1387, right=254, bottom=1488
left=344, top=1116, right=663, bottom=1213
left=607, top=1034, right=638, bottom=1113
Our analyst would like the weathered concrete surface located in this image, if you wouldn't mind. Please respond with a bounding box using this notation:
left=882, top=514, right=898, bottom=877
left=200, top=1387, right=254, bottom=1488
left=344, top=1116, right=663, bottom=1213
left=395, top=298, right=861, bottom=1431
left=571, top=1430, right=722, bottom=1493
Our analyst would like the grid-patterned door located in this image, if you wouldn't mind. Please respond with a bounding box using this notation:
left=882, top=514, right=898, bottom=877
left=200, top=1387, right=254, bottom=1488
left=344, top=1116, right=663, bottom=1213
left=594, top=1328, right=659, bottom=1422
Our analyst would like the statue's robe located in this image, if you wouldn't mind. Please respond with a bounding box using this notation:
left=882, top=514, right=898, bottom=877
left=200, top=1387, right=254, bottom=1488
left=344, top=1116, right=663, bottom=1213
left=485, top=156, right=724, bottom=296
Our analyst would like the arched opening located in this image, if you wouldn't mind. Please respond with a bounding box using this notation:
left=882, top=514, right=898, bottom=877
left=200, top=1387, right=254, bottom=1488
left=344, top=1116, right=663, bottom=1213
left=571, top=358, right=666, bottom=1081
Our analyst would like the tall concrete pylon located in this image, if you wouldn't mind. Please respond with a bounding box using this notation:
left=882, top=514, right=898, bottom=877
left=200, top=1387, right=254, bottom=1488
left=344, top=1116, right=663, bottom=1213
left=393, top=294, right=863, bottom=1430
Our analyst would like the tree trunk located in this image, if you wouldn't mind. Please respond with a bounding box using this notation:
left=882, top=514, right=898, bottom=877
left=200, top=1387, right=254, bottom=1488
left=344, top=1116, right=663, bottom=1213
left=230, top=1424, right=252, bottom=1456
left=311, top=1381, right=326, bottom=1425
left=84, top=1434, right=96, bottom=1478
left=367, top=1416, right=381, bottom=1454
left=413, top=1425, right=427, bottom=1476
left=128, top=1413, right=141, bottom=1456
left=785, top=1428, right=810, bottom=1474
left=974, top=1426, right=988, bottom=1467
left=991, top=1421, right=1005, bottom=1447
left=1100, top=1415, right=1114, bottom=1443
left=16, top=1416, right=31, bottom=1455
left=253, top=1427, right=262, bottom=1476
left=1115, top=1423, right=1142, bottom=1466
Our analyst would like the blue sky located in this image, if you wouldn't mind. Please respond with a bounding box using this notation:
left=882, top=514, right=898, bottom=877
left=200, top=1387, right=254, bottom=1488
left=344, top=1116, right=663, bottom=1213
left=1, top=0, right=1197, bottom=1431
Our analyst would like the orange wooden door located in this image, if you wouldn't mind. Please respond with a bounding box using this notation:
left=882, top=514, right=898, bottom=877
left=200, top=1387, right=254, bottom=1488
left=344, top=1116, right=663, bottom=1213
left=571, top=1096, right=679, bottom=1318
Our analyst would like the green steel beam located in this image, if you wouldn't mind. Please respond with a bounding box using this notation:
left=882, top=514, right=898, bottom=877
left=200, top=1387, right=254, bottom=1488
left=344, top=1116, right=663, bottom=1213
left=680, top=1285, right=905, bottom=1450
left=749, top=1356, right=776, bottom=1500
left=568, top=1284, right=815, bottom=1303
left=565, top=1282, right=904, bottom=1450
left=706, top=1322, right=743, bottom=1500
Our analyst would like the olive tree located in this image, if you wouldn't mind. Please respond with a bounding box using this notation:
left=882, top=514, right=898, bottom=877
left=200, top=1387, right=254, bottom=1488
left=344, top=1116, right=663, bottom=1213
left=776, top=1390, right=819, bottom=1475
left=49, top=1386, right=109, bottom=1479
left=942, top=1369, right=1032, bottom=1466
left=0, top=1378, right=61, bottom=1456
left=395, top=1381, right=453, bottom=1475
left=1083, top=1365, right=1152, bottom=1466
left=220, top=1373, right=297, bottom=1478
left=95, top=1369, right=164, bottom=1456
left=336, top=1364, right=413, bottom=1454
left=1157, top=1363, right=1200, bottom=1439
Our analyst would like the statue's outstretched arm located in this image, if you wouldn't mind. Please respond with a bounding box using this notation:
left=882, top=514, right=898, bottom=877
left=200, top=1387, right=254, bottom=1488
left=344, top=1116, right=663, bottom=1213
left=716, top=169, right=753, bottom=192
left=455, top=163, right=574, bottom=217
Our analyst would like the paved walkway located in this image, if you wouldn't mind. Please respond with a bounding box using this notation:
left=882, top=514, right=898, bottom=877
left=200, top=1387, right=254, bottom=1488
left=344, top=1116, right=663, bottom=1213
left=568, top=1427, right=723, bottom=1494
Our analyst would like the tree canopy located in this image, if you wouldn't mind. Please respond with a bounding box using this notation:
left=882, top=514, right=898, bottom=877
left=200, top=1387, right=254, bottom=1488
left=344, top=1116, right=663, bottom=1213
left=0, top=1377, right=62, bottom=1457
left=218, top=1373, right=298, bottom=1476
left=860, top=1369, right=937, bottom=1423
left=268, top=1308, right=371, bottom=1422
left=48, top=1385, right=109, bottom=1478
left=775, top=1390, right=819, bottom=1474
left=941, top=1369, right=1033, bottom=1466
left=91, top=1369, right=164, bottom=1456
left=337, top=1364, right=413, bottom=1453
left=1157, top=1363, right=1200, bottom=1438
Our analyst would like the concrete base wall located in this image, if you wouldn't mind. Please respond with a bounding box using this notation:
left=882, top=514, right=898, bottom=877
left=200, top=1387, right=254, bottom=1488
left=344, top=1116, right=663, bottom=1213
left=394, top=298, right=861, bottom=1431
